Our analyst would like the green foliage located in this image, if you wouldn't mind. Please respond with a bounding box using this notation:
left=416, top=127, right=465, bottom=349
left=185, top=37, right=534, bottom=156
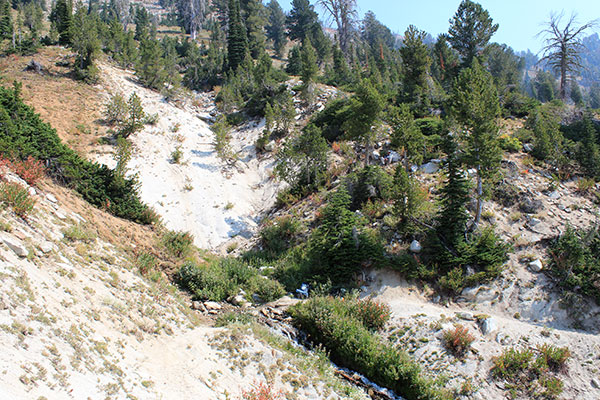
left=393, top=165, right=424, bottom=231
left=161, top=230, right=194, bottom=258
left=498, top=134, right=522, bottom=153
left=310, top=97, right=353, bottom=142
left=345, top=165, right=393, bottom=210
left=50, top=0, right=72, bottom=45
left=211, top=116, right=234, bottom=162
left=227, top=0, right=248, bottom=72
left=390, top=104, right=425, bottom=167
left=532, top=71, right=558, bottom=103
left=62, top=224, right=97, bottom=243
left=491, top=345, right=569, bottom=399
left=526, top=103, right=564, bottom=164
left=260, top=216, right=301, bottom=258
left=307, top=187, right=384, bottom=284
left=117, top=92, right=146, bottom=138
left=275, top=124, right=328, bottom=192
left=265, top=0, right=287, bottom=57
left=442, top=325, right=475, bottom=358
left=285, top=45, right=302, bottom=75
left=0, top=83, right=151, bottom=224
left=0, top=0, right=13, bottom=40
left=215, top=311, right=253, bottom=327
left=575, top=117, right=600, bottom=178
left=0, top=182, right=35, bottom=219
left=289, top=296, right=451, bottom=400
left=300, top=36, right=318, bottom=84
left=448, top=0, right=498, bottom=67
left=177, top=258, right=284, bottom=302
left=547, top=225, right=600, bottom=303
left=70, top=7, right=101, bottom=83
left=399, top=25, right=431, bottom=114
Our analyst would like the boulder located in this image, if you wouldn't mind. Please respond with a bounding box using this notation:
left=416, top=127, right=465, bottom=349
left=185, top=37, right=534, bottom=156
left=46, top=193, right=58, bottom=203
left=480, top=317, right=498, bottom=335
left=523, top=143, right=534, bottom=152
left=529, top=259, right=543, bottom=273
left=0, top=233, right=28, bottom=257
left=456, top=311, right=474, bottom=321
left=519, top=198, right=543, bottom=214
left=203, top=301, right=222, bottom=311
left=419, top=161, right=440, bottom=174
left=409, top=240, right=422, bottom=253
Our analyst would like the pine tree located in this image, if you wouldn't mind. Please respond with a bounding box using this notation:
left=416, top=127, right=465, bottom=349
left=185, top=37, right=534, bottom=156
left=136, top=36, right=166, bottom=90
left=227, top=0, right=248, bottom=71
left=331, top=44, right=351, bottom=86
left=133, top=5, right=150, bottom=41
left=242, top=0, right=266, bottom=59
left=343, top=79, right=384, bottom=166
left=448, top=0, right=498, bottom=67
left=399, top=25, right=431, bottom=114
left=449, top=59, right=501, bottom=223
left=286, top=45, right=302, bottom=75
left=577, top=116, right=600, bottom=178
left=436, top=134, right=469, bottom=248
left=431, top=34, right=460, bottom=91
left=265, top=0, right=286, bottom=57
left=300, top=36, right=318, bottom=84
left=389, top=104, right=425, bottom=171
left=70, top=8, right=101, bottom=82
left=50, top=0, right=72, bottom=45
left=0, top=0, right=14, bottom=40
left=393, top=165, right=421, bottom=230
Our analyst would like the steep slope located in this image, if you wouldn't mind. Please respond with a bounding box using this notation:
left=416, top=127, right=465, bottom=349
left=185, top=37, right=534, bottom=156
left=95, top=63, right=283, bottom=251
left=0, top=171, right=365, bottom=400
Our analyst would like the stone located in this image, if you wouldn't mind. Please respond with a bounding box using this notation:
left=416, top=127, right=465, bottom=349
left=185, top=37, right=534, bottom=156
left=529, top=259, right=543, bottom=273
left=480, top=317, right=498, bottom=335
left=39, top=242, right=53, bottom=254
left=191, top=301, right=205, bottom=311
left=592, top=378, right=600, bottom=389
left=203, top=301, right=221, bottom=311
left=386, top=150, right=400, bottom=164
left=46, top=193, right=58, bottom=203
left=28, top=187, right=36, bottom=196
left=456, top=311, right=474, bottom=321
left=419, top=161, right=440, bottom=174
left=496, top=332, right=511, bottom=345
left=529, top=218, right=542, bottom=227
left=409, top=240, right=422, bottom=253
left=54, top=210, right=67, bottom=220
left=461, top=287, right=479, bottom=302
left=231, top=294, right=248, bottom=307
left=547, top=191, right=560, bottom=199
left=0, top=233, right=28, bottom=257
left=519, top=198, right=543, bottom=214
left=523, top=143, right=534, bottom=152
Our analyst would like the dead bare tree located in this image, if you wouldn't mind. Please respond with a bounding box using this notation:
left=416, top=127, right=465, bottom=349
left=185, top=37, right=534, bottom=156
left=177, top=0, right=207, bottom=40
left=317, top=0, right=357, bottom=55
left=537, top=12, right=597, bottom=100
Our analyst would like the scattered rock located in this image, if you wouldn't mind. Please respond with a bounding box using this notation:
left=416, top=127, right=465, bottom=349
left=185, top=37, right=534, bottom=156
left=24, top=59, right=45, bottom=74
left=409, top=240, right=422, bottom=253
left=28, top=187, right=36, bottom=196
left=546, top=191, right=560, bottom=199
left=496, top=332, right=511, bottom=345
left=54, top=210, right=67, bottom=220
left=231, top=294, right=251, bottom=308
left=529, top=259, right=543, bottom=273
left=38, top=242, right=54, bottom=254
left=203, top=301, right=221, bottom=311
left=480, top=317, right=498, bottom=335
left=456, top=312, right=474, bottom=321
left=592, top=378, right=600, bottom=389
left=523, top=143, right=533, bottom=152
left=46, top=193, right=58, bottom=203
left=0, top=233, right=28, bottom=257
left=419, top=161, right=440, bottom=174
left=191, top=301, right=206, bottom=312
left=519, top=198, right=543, bottom=214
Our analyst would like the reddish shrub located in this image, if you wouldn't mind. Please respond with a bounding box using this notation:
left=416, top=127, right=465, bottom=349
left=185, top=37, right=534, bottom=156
left=442, top=325, right=475, bottom=358
left=241, top=381, right=284, bottom=400
left=353, top=298, right=391, bottom=331
left=12, top=156, right=46, bottom=186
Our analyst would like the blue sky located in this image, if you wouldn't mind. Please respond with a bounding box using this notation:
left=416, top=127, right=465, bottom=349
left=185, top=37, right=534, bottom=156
left=279, top=0, right=600, bottom=54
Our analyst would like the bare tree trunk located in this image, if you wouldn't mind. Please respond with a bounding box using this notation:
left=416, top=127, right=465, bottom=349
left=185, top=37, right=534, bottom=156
left=475, top=166, right=483, bottom=225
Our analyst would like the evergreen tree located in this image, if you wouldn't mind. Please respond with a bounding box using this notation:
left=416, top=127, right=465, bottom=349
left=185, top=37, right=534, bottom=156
left=436, top=134, right=469, bottom=248
left=0, top=0, right=14, bottom=40
left=590, top=84, right=600, bottom=109
left=50, top=0, right=72, bottom=45
left=532, top=70, right=557, bottom=102
left=286, top=0, right=317, bottom=42
left=389, top=104, right=425, bottom=171
left=448, top=0, right=498, bottom=67
left=227, top=0, right=247, bottom=71
left=399, top=25, right=431, bottom=114
left=275, top=123, right=329, bottom=189
left=343, top=79, right=385, bottom=166
left=577, top=116, right=600, bottom=178
left=431, top=34, right=460, bottom=91
left=300, top=36, right=318, bottom=84
left=526, top=104, right=563, bottom=163
left=449, top=60, right=501, bottom=223
left=286, top=45, right=302, bottom=75
left=134, top=5, right=150, bottom=41
left=265, top=0, right=286, bottom=57
left=242, top=0, right=266, bottom=59
left=136, top=36, right=167, bottom=89
left=70, top=6, right=101, bottom=82
left=331, top=43, right=351, bottom=86
left=393, top=165, right=421, bottom=231
left=570, top=81, right=584, bottom=106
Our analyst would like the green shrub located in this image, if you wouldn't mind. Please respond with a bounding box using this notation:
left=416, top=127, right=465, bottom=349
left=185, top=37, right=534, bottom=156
left=491, top=347, right=534, bottom=380
left=536, top=344, right=570, bottom=373
left=415, top=117, right=445, bottom=136
left=170, top=146, right=183, bottom=164
left=136, top=252, right=157, bottom=275
left=345, top=165, right=393, bottom=210
left=104, top=93, right=128, bottom=126
left=62, top=224, right=97, bottom=243
left=0, top=183, right=36, bottom=219
left=162, top=230, right=194, bottom=258
left=260, top=216, right=301, bottom=257
left=499, top=134, right=522, bottom=153
left=442, top=325, right=475, bottom=358
left=548, top=226, right=600, bottom=303
left=214, top=311, right=253, bottom=327
left=0, top=83, right=151, bottom=224
left=177, top=258, right=284, bottom=303
left=309, top=98, right=353, bottom=142
left=351, top=297, right=391, bottom=331
left=289, top=297, right=451, bottom=400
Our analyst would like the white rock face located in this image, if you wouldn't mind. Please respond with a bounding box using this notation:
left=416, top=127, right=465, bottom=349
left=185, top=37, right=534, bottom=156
left=481, top=318, right=498, bottom=335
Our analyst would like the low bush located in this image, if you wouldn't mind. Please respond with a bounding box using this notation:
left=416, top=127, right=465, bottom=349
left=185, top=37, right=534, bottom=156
left=215, top=311, right=253, bottom=327
left=241, top=381, right=285, bottom=400
left=345, top=165, right=393, bottom=210
left=3, top=156, right=46, bottom=186
left=442, top=325, right=475, bottom=358
left=491, top=345, right=569, bottom=400
left=351, top=297, right=391, bottom=331
left=0, top=182, right=36, bottom=219
left=177, top=258, right=284, bottom=303
left=62, top=224, right=97, bottom=243
left=136, top=252, right=157, bottom=276
left=499, top=134, right=522, bottom=153
left=162, top=230, right=194, bottom=258
left=289, top=296, right=451, bottom=400
left=260, top=216, right=301, bottom=258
